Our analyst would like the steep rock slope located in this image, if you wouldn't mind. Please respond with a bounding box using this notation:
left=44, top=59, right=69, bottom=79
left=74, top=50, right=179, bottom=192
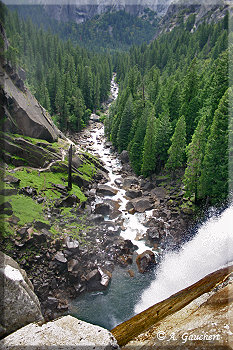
left=1, top=64, right=61, bottom=143
left=0, top=23, right=61, bottom=143
left=156, top=0, right=230, bottom=36
left=41, top=0, right=173, bottom=23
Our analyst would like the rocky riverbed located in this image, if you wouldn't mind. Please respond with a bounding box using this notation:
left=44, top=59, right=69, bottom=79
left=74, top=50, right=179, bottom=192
left=1, top=74, right=195, bottom=325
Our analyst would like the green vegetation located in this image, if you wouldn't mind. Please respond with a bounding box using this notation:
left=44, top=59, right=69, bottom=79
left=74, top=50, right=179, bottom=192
left=2, top=1, right=231, bottom=209
left=107, top=14, right=230, bottom=204
left=8, top=195, right=45, bottom=225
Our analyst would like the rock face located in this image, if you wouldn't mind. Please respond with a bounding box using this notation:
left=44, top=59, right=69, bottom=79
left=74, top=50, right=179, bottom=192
left=1, top=62, right=61, bottom=142
left=0, top=315, right=120, bottom=349
left=43, top=0, right=172, bottom=23
left=0, top=252, right=44, bottom=338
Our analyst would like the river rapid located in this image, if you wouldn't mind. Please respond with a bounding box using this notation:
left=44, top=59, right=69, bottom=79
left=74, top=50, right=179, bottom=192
left=70, top=74, right=159, bottom=328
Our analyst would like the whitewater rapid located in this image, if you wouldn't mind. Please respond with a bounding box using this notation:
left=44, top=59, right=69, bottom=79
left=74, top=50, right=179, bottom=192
left=135, top=204, right=233, bottom=313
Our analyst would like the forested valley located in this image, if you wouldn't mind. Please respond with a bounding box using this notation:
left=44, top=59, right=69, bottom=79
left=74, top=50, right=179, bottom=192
left=1, top=0, right=233, bottom=345
left=3, top=4, right=232, bottom=206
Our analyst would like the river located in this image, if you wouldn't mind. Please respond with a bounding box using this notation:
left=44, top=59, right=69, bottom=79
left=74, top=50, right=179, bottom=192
left=70, top=74, right=233, bottom=331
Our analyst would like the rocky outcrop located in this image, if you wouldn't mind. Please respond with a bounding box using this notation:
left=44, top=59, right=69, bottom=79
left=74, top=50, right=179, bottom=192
left=156, top=0, right=230, bottom=38
left=0, top=133, right=61, bottom=168
left=0, top=252, right=44, bottom=338
left=1, top=62, right=61, bottom=142
left=0, top=315, right=120, bottom=349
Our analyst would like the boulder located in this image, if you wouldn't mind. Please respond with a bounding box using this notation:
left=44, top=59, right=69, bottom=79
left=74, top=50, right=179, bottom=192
left=56, top=194, right=79, bottom=207
left=3, top=175, right=20, bottom=185
left=136, top=250, right=156, bottom=273
left=0, top=252, right=44, bottom=338
left=126, top=201, right=134, bottom=212
left=123, top=177, right=139, bottom=189
left=90, top=113, right=100, bottom=122
left=105, top=141, right=113, bottom=148
left=0, top=188, right=18, bottom=196
left=0, top=315, right=120, bottom=349
left=94, top=203, right=111, bottom=216
left=146, top=228, right=161, bottom=243
left=54, top=251, right=67, bottom=264
left=140, top=180, right=154, bottom=192
left=65, top=237, right=79, bottom=252
left=119, top=150, right=129, bottom=163
left=98, top=267, right=112, bottom=289
left=19, top=186, right=37, bottom=197
left=85, top=269, right=101, bottom=291
left=133, top=198, right=154, bottom=213
left=97, top=184, right=117, bottom=196
left=85, top=267, right=112, bottom=291
left=114, top=178, right=123, bottom=187
left=0, top=202, right=13, bottom=215
left=125, top=189, right=142, bottom=199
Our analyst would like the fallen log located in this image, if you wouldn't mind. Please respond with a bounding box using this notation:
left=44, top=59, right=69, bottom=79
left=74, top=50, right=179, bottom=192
left=111, top=265, right=233, bottom=347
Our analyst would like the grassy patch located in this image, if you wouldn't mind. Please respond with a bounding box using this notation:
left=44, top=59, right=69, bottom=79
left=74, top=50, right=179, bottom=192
left=78, top=162, right=96, bottom=181
left=8, top=195, right=46, bottom=225
left=0, top=217, right=15, bottom=237
left=6, top=168, right=86, bottom=202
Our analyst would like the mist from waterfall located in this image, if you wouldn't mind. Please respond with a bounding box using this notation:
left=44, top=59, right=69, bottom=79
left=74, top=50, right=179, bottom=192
left=135, top=204, right=233, bottom=314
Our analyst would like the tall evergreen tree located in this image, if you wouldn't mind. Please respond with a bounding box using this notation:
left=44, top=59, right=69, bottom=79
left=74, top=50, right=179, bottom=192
left=129, top=102, right=150, bottom=175
left=180, top=58, right=200, bottom=143
left=141, top=107, right=157, bottom=177
left=183, top=112, right=208, bottom=201
left=199, top=88, right=230, bottom=203
left=117, top=94, right=135, bottom=152
left=166, top=115, right=187, bottom=172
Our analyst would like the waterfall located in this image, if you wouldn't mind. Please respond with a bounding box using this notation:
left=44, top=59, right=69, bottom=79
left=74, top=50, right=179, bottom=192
left=134, top=204, right=233, bottom=314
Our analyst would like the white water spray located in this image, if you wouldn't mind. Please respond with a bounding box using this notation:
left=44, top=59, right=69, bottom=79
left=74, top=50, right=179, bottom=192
left=135, top=205, right=233, bottom=314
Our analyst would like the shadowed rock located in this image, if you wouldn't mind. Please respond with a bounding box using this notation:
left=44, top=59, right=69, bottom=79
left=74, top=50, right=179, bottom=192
left=0, top=252, right=44, bottom=338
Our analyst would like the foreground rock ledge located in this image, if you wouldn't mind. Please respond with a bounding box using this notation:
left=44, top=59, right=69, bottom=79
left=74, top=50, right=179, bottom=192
left=0, top=315, right=120, bottom=350
left=0, top=252, right=44, bottom=338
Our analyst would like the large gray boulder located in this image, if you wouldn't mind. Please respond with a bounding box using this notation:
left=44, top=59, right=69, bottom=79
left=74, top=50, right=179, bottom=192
left=97, top=184, right=117, bottom=196
left=0, top=315, right=120, bottom=349
left=2, top=67, right=61, bottom=142
left=0, top=252, right=44, bottom=338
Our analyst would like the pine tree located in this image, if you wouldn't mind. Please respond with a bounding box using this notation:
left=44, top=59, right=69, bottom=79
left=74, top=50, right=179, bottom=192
left=183, top=112, right=208, bottom=201
left=141, top=107, right=157, bottom=177
left=117, top=94, right=135, bottom=152
left=155, top=111, right=172, bottom=171
left=199, top=88, right=230, bottom=203
left=180, top=58, right=200, bottom=143
left=129, top=103, right=150, bottom=175
left=166, top=115, right=186, bottom=172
